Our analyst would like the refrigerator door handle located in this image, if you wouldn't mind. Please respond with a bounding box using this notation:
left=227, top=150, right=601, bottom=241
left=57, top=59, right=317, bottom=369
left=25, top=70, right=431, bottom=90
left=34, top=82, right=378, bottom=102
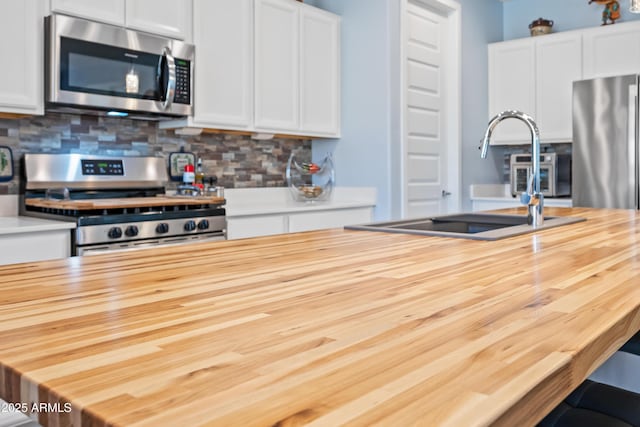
left=632, top=80, right=640, bottom=210
left=636, top=80, right=640, bottom=210
left=628, top=83, right=639, bottom=209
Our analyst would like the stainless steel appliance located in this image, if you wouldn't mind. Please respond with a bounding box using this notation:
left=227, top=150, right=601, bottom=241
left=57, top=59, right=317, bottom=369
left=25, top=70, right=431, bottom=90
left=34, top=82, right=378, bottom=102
left=21, top=154, right=226, bottom=256
left=510, top=152, right=571, bottom=197
left=45, top=14, right=194, bottom=119
left=573, top=75, right=639, bottom=209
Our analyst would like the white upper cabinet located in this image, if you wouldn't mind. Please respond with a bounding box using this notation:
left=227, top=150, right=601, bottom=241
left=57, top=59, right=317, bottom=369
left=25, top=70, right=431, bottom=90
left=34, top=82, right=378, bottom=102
left=0, top=0, right=44, bottom=115
left=488, top=31, right=581, bottom=145
left=300, top=4, right=340, bottom=136
left=254, top=0, right=341, bottom=137
left=126, top=0, right=192, bottom=40
left=535, top=32, right=582, bottom=143
left=162, top=0, right=341, bottom=138
left=51, top=0, right=192, bottom=40
left=488, top=38, right=535, bottom=144
left=583, top=21, right=640, bottom=79
left=254, top=0, right=300, bottom=132
left=189, top=0, right=253, bottom=129
left=51, top=0, right=125, bottom=26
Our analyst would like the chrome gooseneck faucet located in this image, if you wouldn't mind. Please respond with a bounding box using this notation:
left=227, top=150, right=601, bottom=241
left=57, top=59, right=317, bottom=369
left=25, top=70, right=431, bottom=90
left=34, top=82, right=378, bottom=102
left=480, top=110, right=544, bottom=227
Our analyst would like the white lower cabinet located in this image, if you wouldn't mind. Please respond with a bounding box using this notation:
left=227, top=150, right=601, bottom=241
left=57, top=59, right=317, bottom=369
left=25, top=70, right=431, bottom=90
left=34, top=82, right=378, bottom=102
left=227, top=207, right=373, bottom=240
left=227, top=214, right=287, bottom=240
left=0, top=230, right=70, bottom=266
left=288, top=209, right=371, bottom=233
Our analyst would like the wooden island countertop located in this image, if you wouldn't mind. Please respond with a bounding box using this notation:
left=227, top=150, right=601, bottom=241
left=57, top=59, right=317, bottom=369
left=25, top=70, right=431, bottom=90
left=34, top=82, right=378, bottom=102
left=1, top=207, right=640, bottom=427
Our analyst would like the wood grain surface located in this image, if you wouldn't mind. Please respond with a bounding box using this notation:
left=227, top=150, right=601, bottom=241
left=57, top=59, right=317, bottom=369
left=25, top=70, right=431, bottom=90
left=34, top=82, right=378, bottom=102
left=25, top=196, right=225, bottom=210
left=1, top=207, right=640, bottom=426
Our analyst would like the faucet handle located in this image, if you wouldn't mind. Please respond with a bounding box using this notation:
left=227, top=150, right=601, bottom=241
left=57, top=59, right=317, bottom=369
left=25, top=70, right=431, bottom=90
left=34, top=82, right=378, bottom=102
left=520, top=192, right=531, bottom=205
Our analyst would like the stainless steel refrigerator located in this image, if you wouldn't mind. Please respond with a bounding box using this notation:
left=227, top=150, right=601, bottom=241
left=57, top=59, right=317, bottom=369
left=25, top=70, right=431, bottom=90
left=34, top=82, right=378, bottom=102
left=573, top=75, right=639, bottom=209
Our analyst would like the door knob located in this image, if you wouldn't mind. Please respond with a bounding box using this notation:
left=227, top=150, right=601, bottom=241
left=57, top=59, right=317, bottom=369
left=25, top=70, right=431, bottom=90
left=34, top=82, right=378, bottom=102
left=442, top=190, right=452, bottom=197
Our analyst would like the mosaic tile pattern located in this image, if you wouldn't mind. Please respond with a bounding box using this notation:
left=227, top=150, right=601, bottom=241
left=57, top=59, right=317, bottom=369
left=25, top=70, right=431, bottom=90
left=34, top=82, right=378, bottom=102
left=0, top=113, right=311, bottom=194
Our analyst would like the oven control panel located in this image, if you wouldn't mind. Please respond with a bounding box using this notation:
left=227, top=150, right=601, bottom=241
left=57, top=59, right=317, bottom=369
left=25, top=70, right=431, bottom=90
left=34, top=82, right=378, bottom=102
left=81, top=159, right=124, bottom=176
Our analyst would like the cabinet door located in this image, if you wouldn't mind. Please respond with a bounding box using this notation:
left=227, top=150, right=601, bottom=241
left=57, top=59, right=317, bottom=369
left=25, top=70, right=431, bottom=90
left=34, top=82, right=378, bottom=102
left=488, top=39, right=535, bottom=144
left=255, top=0, right=299, bottom=132
left=0, top=0, right=43, bottom=115
left=51, top=0, right=125, bottom=26
left=191, top=0, right=252, bottom=129
left=583, top=22, right=640, bottom=79
left=536, top=33, right=582, bottom=143
left=226, top=215, right=287, bottom=240
left=288, top=208, right=373, bottom=232
left=0, top=231, right=70, bottom=266
left=299, top=4, right=340, bottom=137
left=126, top=0, right=192, bottom=40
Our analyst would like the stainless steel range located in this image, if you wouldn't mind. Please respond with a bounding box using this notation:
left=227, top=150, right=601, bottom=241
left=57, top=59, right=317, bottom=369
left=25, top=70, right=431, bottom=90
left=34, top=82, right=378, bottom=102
left=21, top=154, right=226, bottom=256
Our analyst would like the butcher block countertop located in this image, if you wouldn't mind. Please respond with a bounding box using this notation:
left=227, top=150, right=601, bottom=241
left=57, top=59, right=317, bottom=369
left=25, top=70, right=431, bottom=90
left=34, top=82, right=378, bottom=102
left=24, top=195, right=225, bottom=210
left=1, top=207, right=640, bottom=427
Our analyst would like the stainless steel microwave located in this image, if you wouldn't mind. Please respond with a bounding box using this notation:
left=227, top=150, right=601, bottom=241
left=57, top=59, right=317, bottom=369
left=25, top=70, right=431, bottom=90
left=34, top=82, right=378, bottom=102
left=45, top=14, right=194, bottom=119
left=510, top=153, right=571, bottom=197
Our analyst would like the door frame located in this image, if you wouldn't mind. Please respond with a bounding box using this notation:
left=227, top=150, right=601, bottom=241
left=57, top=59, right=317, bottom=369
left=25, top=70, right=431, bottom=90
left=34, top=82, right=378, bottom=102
left=394, top=0, right=461, bottom=218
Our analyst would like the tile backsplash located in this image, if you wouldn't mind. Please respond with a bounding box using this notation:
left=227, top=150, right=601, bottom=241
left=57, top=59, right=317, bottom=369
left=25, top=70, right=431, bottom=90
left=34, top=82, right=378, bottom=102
left=0, top=113, right=311, bottom=195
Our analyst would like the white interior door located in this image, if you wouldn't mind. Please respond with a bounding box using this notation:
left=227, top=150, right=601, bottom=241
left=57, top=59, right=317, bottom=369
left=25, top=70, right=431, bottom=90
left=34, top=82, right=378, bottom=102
left=403, top=2, right=450, bottom=218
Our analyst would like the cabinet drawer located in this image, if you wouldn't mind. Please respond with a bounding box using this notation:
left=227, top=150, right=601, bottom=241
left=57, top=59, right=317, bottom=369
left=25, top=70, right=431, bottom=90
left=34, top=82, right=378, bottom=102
left=226, top=215, right=287, bottom=239
left=0, top=230, right=70, bottom=266
left=288, top=208, right=373, bottom=232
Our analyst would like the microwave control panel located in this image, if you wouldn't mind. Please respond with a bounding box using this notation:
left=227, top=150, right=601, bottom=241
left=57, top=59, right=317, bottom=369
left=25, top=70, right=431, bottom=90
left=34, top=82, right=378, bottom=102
left=174, top=59, right=191, bottom=105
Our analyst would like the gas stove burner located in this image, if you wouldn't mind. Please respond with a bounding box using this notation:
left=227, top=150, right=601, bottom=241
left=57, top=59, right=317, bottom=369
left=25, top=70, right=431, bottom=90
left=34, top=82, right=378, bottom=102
left=176, top=184, right=201, bottom=197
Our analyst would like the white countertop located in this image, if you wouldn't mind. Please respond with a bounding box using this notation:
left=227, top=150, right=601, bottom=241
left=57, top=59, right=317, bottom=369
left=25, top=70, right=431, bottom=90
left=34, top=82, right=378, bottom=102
left=0, top=216, right=76, bottom=236
left=224, top=187, right=376, bottom=217
left=470, top=184, right=572, bottom=204
left=0, top=195, right=76, bottom=236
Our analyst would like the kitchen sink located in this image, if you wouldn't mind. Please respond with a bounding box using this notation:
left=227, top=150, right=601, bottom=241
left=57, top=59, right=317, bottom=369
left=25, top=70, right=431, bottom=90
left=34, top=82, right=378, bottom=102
left=345, top=213, right=586, bottom=240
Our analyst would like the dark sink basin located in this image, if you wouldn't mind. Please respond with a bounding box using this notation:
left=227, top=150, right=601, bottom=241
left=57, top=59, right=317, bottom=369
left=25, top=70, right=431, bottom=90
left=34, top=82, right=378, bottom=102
left=345, top=213, right=586, bottom=240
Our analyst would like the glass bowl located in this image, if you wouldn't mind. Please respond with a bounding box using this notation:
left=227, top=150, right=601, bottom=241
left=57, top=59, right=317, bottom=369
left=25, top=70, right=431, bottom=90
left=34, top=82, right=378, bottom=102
left=286, top=152, right=334, bottom=202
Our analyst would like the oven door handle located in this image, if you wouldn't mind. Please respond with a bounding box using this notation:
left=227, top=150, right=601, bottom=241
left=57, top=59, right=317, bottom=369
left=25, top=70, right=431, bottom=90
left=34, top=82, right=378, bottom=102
left=157, top=47, right=176, bottom=111
left=78, top=233, right=226, bottom=256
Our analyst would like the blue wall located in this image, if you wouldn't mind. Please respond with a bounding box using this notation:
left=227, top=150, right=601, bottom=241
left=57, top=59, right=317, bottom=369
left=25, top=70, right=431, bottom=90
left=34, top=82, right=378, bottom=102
left=307, top=0, right=504, bottom=218
left=307, top=0, right=395, bottom=220
left=460, top=0, right=505, bottom=210
left=504, top=0, right=640, bottom=40
left=306, top=0, right=639, bottom=217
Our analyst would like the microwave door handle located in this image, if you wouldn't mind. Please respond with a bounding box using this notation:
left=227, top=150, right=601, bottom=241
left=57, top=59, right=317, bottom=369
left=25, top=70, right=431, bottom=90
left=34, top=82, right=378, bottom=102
left=158, top=47, right=176, bottom=111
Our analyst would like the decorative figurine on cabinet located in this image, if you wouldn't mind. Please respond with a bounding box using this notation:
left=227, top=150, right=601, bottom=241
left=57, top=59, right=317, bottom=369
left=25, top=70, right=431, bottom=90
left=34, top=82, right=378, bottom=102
left=589, top=0, right=621, bottom=25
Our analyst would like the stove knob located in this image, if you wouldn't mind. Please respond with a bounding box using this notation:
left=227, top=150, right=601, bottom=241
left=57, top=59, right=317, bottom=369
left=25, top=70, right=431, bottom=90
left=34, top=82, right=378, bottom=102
left=184, top=220, right=197, bottom=232
left=125, top=225, right=139, bottom=237
left=107, top=227, right=123, bottom=239
left=197, top=219, right=210, bottom=230
left=156, top=223, right=169, bottom=234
